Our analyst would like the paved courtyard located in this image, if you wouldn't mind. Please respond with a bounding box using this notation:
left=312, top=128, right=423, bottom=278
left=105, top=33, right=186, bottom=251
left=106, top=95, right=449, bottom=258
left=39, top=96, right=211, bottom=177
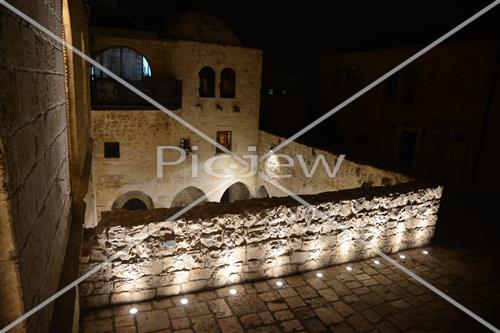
left=81, top=245, right=500, bottom=333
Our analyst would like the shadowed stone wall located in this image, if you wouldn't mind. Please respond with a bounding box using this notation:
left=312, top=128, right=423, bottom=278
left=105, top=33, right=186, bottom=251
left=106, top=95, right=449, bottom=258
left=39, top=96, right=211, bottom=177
left=0, top=1, right=91, bottom=331
left=0, top=1, right=70, bottom=331
left=79, top=182, right=442, bottom=308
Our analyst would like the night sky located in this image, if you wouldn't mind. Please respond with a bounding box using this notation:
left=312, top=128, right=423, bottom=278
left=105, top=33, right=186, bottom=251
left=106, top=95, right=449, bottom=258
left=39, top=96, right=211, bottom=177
left=89, top=0, right=500, bottom=73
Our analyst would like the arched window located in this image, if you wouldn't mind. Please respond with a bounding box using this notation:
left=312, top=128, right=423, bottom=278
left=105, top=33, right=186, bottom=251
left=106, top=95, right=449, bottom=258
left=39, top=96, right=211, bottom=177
left=256, top=185, right=269, bottom=198
left=171, top=186, right=207, bottom=208
left=220, top=68, right=235, bottom=98
left=122, top=198, right=148, bottom=211
left=112, top=191, right=154, bottom=211
left=199, top=66, right=215, bottom=97
left=220, top=182, right=252, bottom=203
left=92, top=47, right=151, bottom=81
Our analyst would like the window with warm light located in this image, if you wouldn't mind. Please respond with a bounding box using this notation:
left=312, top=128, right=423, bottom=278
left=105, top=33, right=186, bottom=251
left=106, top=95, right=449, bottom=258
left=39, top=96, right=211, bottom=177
left=216, top=131, right=232, bottom=153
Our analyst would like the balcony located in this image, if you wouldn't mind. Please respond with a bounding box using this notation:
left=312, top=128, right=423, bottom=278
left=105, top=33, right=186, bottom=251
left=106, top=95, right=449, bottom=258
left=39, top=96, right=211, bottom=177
left=91, top=78, right=182, bottom=110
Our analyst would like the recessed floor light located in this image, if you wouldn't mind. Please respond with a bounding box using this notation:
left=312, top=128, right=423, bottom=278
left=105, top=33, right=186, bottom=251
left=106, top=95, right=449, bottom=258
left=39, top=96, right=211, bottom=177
left=180, top=298, right=189, bottom=305
left=346, top=266, right=353, bottom=271
left=399, top=255, right=406, bottom=259
left=229, top=288, right=237, bottom=295
left=422, top=250, right=429, bottom=255
left=316, top=272, right=324, bottom=278
left=373, top=260, right=380, bottom=265
left=128, top=307, right=138, bottom=315
left=275, top=281, right=284, bottom=287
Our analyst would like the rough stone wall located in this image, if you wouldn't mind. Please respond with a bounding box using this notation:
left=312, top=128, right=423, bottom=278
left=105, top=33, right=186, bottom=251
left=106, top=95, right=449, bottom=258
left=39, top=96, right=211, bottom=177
left=79, top=182, right=442, bottom=308
left=0, top=1, right=72, bottom=332
left=256, top=131, right=411, bottom=198
left=90, top=32, right=263, bottom=221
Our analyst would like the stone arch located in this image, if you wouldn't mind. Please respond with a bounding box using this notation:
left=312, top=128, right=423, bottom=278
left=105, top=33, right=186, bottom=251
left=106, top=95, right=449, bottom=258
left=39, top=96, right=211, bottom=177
left=199, top=66, right=215, bottom=97
left=220, top=68, right=236, bottom=98
left=92, top=46, right=152, bottom=81
left=112, top=191, right=154, bottom=211
left=256, top=185, right=270, bottom=198
left=171, top=186, right=208, bottom=208
left=220, top=182, right=252, bottom=203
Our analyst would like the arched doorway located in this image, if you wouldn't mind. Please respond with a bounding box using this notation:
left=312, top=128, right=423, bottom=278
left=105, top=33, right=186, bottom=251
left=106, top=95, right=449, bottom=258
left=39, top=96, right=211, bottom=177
left=256, top=185, right=269, bottom=198
left=112, top=191, right=154, bottom=211
left=220, top=182, right=252, bottom=203
left=171, top=186, right=207, bottom=207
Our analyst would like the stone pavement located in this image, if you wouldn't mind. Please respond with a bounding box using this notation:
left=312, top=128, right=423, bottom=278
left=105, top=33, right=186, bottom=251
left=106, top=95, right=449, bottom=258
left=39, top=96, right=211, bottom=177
left=80, top=245, right=500, bottom=333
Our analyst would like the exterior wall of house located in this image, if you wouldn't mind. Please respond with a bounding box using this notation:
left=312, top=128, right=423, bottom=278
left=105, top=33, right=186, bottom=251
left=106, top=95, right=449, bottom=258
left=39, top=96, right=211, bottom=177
left=89, top=31, right=263, bottom=223
left=318, top=40, right=499, bottom=190
left=256, top=131, right=411, bottom=198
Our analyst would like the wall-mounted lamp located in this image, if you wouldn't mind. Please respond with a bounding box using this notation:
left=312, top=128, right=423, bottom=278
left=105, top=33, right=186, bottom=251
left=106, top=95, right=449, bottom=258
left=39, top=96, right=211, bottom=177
left=179, top=138, right=192, bottom=155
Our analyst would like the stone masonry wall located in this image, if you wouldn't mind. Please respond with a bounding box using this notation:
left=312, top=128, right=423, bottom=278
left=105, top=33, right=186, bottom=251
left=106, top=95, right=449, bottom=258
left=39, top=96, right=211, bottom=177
left=90, top=33, right=263, bottom=222
left=0, top=1, right=72, bottom=332
left=256, top=131, right=411, bottom=198
left=79, top=182, right=442, bottom=308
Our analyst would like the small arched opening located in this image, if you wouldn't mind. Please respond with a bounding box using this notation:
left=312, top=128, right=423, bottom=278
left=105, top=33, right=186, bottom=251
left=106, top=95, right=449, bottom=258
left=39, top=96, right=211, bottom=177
left=199, top=66, right=215, bottom=97
left=220, top=68, right=235, bottom=98
left=171, top=186, right=207, bottom=208
left=112, top=191, right=154, bottom=211
left=256, top=185, right=270, bottom=198
left=220, top=182, right=252, bottom=203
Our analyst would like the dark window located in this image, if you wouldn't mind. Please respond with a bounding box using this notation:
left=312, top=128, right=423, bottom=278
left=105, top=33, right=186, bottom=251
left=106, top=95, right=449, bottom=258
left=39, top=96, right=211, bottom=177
left=199, top=66, right=215, bottom=97
left=384, top=73, right=399, bottom=103
left=356, top=133, right=368, bottom=147
left=104, top=142, right=120, bottom=158
left=399, top=130, right=417, bottom=169
left=93, top=47, right=151, bottom=81
left=122, top=198, right=147, bottom=211
left=345, top=66, right=360, bottom=92
left=455, top=132, right=466, bottom=142
left=220, top=68, right=236, bottom=98
left=403, top=69, right=418, bottom=105
left=332, top=68, right=344, bottom=91
left=216, top=131, right=232, bottom=153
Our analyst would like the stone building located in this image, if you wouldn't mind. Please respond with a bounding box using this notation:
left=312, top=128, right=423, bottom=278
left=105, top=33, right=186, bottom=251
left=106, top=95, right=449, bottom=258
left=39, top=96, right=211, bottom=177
left=318, top=40, right=500, bottom=194
left=87, top=12, right=263, bottom=226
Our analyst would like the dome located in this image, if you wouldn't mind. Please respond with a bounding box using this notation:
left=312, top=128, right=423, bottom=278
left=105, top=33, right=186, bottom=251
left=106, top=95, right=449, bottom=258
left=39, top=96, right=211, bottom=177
left=163, top=11, right=242, bottom=46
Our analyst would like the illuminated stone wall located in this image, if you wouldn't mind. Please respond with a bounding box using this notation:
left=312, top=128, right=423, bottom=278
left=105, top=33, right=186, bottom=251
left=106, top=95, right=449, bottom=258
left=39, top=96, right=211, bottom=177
left=79, top=182, right=442, bottom=308
left=256, top=131, right=411, bottom=197
left=89, top=31, right=263, bottom=223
